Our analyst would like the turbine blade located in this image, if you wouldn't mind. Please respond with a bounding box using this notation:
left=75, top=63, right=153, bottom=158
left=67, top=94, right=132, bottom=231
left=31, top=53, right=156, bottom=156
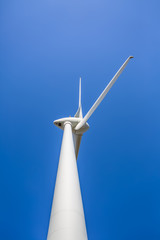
left=75, top=56, right=133, bottom=131
left=74, top=77, right=83, bottom=118
left=73, top=133, right=82, bottom=159
left=79, top=77, right=81, bottom=108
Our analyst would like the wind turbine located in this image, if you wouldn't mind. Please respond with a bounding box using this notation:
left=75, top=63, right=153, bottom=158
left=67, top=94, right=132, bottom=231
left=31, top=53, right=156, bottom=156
left=47, top=56, right=133, bottom=240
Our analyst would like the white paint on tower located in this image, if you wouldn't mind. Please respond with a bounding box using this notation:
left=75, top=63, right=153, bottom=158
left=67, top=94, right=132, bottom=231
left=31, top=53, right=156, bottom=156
left=47, top=122, right=88, bottom=240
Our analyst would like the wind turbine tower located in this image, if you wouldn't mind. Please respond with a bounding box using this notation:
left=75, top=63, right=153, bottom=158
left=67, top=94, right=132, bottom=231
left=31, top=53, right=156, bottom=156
left=47, top=56, right=133, bottom=240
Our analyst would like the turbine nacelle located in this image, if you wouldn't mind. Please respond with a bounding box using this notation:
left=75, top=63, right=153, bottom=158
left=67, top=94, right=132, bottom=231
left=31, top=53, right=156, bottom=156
left=54, top=117, right=89, bottom=134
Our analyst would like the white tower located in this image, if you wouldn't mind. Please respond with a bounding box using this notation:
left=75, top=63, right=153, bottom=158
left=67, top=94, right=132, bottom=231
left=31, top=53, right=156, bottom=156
left=47, top=57, right=133, bottom=240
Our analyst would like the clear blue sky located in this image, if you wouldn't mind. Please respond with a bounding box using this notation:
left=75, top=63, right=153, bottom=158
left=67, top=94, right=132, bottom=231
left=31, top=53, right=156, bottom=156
left=0, top=0, right=160, bottom=239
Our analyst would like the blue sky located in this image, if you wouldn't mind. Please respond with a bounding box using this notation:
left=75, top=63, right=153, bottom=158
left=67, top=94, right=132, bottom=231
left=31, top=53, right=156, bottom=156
left=0, top=0, right=160, bottom=239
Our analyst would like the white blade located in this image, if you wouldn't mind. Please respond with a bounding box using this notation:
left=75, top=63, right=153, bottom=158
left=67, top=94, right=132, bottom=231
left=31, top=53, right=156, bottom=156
left=73, top=133, right=82, bottom=159
left=74, top=77, right=83, bottom=118
left=79, top=77, right=81, bottom=107
left=75, top=56, right=133, bottom=131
